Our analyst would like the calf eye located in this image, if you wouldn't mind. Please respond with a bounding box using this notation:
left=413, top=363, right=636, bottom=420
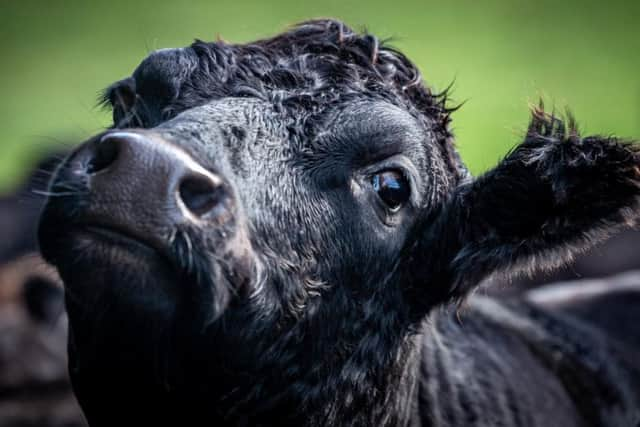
left=371, top=170, right=410, bottom=211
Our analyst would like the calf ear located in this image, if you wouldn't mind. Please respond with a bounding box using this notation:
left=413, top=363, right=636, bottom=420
left=101, top=77, right=137, bottom=127
left=405, top=107, right=640, bottom=310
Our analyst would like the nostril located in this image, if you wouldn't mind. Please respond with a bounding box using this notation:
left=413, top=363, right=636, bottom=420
left=178, top=175, right=225, bottom=218
left=87, top=136, right=120, bottom=174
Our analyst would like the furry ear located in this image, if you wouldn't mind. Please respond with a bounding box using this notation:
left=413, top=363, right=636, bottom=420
left=404, top=107, right=640, bottom=312
left=100, top=77, right=137, bottom=127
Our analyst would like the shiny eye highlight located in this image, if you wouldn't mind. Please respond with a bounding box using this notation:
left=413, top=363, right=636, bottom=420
left=371, top=170, right=410, bottom=211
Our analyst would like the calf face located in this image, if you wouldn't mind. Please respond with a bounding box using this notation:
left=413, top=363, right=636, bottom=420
left=40, top=21, right=460, bottom=369
left=38, top=19, right=640, bottom=424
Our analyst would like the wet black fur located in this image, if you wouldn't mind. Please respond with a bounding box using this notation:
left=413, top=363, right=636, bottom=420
left=39, top=19, right=640, bottom=426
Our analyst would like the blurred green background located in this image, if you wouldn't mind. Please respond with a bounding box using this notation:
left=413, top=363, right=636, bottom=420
left=1, top=0, right=638, bottom=192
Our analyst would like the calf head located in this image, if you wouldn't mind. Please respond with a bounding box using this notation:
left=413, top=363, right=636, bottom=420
left=38, top=19, right=640, bottom=424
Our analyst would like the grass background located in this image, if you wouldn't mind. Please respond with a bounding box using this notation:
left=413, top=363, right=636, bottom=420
left=1, top=0, right=638, bottom=192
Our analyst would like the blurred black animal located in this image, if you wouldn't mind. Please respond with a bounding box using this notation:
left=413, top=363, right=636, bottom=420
left=0, top=254, right=85, bottom=427
left=38, top=19, right=640, bottom=426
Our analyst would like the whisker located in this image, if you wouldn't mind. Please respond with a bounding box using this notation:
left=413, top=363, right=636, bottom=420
left=31, top=189, right=81, bottom=197
left=183, top=231, right=194, bottom=274
left=132, top=96, right=149, bottom=126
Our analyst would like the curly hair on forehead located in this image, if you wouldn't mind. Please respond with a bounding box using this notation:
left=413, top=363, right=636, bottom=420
left=176, top=19, right=465, bottom=179
left=193, top=19, right=450, bottom=112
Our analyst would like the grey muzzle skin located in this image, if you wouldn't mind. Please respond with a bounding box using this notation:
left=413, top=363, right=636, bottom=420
left=57, top=131, right=233, bottom=254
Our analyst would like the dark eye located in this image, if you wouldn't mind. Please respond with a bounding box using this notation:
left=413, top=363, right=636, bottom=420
left=371, top=170, right=410, bottom=211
